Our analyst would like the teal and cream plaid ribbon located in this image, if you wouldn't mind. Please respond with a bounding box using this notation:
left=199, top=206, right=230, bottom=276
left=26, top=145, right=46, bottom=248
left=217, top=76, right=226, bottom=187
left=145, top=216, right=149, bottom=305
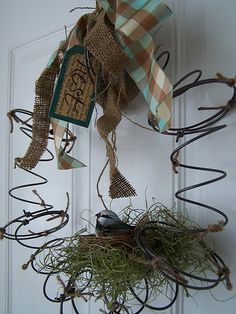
left=51, top=1, right=172, bottom=169
left=51, top=118, right=86, bottom=169
left=99, top=0, right=172, bottom=131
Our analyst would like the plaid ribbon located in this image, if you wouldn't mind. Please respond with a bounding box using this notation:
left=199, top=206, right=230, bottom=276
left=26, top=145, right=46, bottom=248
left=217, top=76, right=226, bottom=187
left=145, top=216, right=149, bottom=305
left=51, top=118, right=86, bottom=169
left=98, top=0, right=173, bottom=131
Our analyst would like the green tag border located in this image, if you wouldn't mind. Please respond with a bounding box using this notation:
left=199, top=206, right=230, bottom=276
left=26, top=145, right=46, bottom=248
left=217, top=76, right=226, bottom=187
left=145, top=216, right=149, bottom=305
left=49, top=45, right=95, bottom=128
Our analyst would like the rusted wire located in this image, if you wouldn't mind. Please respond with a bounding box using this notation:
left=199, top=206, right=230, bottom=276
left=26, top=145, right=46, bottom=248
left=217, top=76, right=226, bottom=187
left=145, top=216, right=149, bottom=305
left=2, top=109, right=75, bottom=248
left=3, top=44, right=235, bottom=313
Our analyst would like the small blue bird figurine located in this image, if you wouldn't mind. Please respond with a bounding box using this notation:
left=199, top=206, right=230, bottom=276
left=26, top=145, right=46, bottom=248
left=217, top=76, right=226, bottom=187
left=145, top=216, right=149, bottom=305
left=95, top=210, right=134, bottom=236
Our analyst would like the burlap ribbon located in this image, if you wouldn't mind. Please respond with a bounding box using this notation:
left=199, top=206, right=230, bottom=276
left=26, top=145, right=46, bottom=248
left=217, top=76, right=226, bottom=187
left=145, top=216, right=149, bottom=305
left=16, top=55, right=60, bottom=169
left=84, top=11, right=137, bottom=198
left=16, top=16, right=90, bottom=171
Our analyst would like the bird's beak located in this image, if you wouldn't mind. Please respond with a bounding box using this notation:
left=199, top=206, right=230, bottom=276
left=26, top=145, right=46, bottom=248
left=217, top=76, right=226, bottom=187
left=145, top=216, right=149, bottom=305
left=95, top=213, right=101, bottom=218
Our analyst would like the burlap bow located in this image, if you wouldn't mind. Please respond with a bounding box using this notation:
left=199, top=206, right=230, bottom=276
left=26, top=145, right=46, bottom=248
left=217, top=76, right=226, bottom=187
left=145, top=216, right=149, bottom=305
left=17, top=1, right=173, bottom=199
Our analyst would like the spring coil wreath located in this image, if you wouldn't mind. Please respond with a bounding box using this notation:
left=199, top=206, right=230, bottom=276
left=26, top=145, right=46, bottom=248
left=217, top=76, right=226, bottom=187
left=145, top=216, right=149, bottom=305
left=2, top=1, right=235, bottom=313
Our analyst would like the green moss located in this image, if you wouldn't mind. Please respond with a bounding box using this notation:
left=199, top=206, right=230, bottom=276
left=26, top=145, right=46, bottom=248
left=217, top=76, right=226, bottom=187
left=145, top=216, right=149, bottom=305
left=40, top=203, right=214, bottom=306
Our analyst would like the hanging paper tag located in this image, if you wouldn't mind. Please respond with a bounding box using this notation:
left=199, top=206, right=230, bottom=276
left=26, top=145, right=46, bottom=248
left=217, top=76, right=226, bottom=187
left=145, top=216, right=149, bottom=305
left=49, top=45, right=95, bottom=127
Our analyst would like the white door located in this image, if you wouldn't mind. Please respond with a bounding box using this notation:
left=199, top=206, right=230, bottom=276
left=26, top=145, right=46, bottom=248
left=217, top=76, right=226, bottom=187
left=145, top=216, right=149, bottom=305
left=0, top=1, right=235, bottom=314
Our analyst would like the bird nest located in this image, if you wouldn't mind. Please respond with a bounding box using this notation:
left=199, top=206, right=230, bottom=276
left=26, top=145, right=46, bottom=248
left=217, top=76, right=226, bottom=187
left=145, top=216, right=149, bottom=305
left=36, top=203, right=231, bottom=312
